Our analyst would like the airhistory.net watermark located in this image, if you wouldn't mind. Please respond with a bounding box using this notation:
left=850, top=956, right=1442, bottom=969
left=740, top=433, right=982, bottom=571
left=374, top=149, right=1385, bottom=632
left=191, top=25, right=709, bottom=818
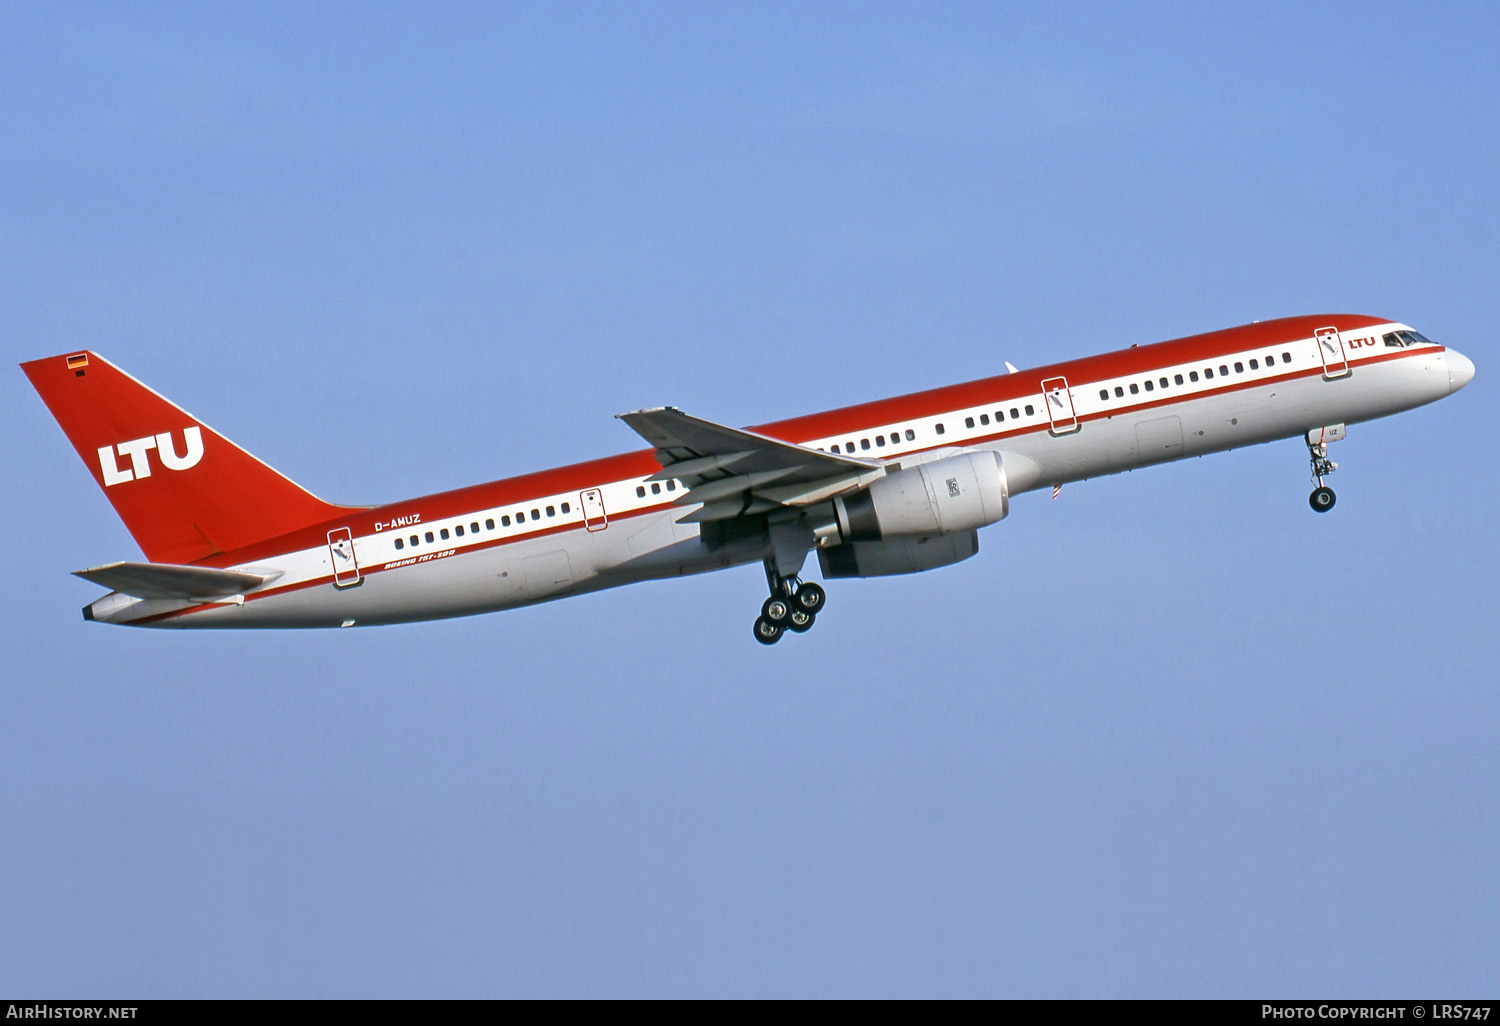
left=6, top=1007, right=137, bottom=1020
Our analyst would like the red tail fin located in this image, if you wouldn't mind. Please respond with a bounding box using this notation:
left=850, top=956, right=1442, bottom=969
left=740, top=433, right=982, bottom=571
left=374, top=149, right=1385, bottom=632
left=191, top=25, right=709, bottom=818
left=21, top=351, right=354, bottom=563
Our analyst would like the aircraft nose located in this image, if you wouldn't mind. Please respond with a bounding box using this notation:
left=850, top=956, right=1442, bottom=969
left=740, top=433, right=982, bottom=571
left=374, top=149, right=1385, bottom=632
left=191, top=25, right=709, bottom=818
left=1448, top=349, right=1475, bottom=393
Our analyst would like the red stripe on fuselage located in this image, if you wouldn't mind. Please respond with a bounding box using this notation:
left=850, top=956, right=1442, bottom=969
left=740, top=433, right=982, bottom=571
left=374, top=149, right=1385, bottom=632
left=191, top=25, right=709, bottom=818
left=190, top=315, right=1406, bottom=573
left=128, top=332, right=1430, bottom=626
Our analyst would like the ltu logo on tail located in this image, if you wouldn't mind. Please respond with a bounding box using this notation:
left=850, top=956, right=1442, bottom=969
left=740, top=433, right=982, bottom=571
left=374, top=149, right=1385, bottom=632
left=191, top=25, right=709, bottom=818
left=97, top=427, right=204, bottom=486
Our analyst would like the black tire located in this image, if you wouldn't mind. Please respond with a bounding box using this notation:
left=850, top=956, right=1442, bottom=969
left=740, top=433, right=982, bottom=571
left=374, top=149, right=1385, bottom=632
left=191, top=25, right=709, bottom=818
left=762, top=596, right=792, bottom=625
left=794, top=582, right=826, bottom=614
left=753, top=616, right=784, bottom=645
left=788, top=610, right=815, bottom=633
left=1309, top=486, right=1337, bottom=513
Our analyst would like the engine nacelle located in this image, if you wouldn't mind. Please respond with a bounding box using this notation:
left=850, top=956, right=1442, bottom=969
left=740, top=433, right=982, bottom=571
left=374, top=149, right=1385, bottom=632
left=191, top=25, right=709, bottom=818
left=833, top=450, right=1008, bottom=542
left=819, top=530, right=979, bottom=578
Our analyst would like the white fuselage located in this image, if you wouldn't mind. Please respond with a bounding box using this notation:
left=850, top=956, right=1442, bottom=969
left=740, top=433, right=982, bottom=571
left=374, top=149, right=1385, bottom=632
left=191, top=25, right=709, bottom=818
left=87, top=320, right=1469, bottom=629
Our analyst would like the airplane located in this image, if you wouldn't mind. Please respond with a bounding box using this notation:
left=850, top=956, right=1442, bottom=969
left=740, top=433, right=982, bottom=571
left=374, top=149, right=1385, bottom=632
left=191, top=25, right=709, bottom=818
left=21, top=313, right=1474, bottom=644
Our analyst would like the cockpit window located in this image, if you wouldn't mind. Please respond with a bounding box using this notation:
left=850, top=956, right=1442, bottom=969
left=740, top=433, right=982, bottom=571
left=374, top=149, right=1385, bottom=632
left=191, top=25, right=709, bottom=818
left=1385, top=330, right=1436, bottom=348
left=1384, top=333, right=1403, bottom=348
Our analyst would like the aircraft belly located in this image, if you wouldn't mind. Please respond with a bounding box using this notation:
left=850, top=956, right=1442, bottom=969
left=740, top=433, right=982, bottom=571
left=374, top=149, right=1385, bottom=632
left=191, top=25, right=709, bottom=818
left=158, top=530, right=613, bottom=628
left=152, top=512, right=763, bottom=629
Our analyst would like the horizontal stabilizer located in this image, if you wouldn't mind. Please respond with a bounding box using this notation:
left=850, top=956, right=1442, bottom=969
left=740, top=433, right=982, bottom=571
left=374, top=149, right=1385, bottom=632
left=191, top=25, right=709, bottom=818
left=73, top=561, right=282, bottom=600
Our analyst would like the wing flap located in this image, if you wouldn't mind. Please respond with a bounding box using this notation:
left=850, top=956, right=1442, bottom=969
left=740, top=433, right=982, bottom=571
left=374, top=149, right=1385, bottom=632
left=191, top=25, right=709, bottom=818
left=73, top=561, right=283, bottom=600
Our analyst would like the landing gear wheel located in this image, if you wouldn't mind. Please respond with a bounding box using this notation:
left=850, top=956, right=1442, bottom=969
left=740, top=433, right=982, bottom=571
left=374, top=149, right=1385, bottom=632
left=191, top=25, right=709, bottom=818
left=1309, top=486, right=1337, bottom=513
left=793, top=582, right=826, bottom=614
left=788, top=609, right=815, bottom=633
left=761, top=596, right=792, bottom=625
left=753, top=616, right=784, bottom=645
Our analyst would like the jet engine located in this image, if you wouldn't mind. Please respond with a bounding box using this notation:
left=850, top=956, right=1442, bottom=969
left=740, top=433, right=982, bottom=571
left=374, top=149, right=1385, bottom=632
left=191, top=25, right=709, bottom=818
left=813, top=451, right=1007, bottom=579
left=832, top=450, right=1008, bottom=541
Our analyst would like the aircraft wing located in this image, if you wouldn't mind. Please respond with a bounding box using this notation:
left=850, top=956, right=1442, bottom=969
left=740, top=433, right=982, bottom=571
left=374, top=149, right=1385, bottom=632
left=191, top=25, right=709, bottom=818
left=617, top=406, right=886, bottom=522
left=74, top=561, right=283, bottom=600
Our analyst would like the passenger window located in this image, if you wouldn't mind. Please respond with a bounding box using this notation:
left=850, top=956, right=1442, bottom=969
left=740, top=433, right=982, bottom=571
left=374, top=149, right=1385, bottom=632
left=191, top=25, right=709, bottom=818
left=485, top=519, right=495, bottom=530
left=1234, top=362, right=1243, bottom=373
left=546, top=505, right=555, bottom=517
left=501, top=515, right=511, bottom=527
left=651, top=482, right=661, bottom=494
left=1204, top=367, right=1213, bottom=378
left=905, top=429, right=915, bottom=441
left=1220, top=365, right=1229, bottom=376
left=1100, top=389, right=1109, bottom=401
left=440, top=528, right=449, bottom=540
left=1189, top=371, right=1199, bottom=382
left=425, top=531, right=434, bottom=543
left=1144, top=380, right=1154, bottom=391
left=1282, top=352, right=1292, bottom=363
left=995, top=410, right=1005, bottom=421
left=662, top=483, right=672, bottom=493
left=455, top=525, right=464, bottom=537
left=1025, top=405, right=1034, bottom=416
left=965, top=417, right=975, bottom=428
left=1129, top=383, right=1139, bottom=394
left=395, top=538, right=404, bottom=550
left=979, top=414, right=990, bottom=425
left=636, top=486, right=646, bottom=498
left=861, top=439, right=870, bottom=450
left=410, top=535, right=419, bottom=546
left=1249, top=359, right=1259, bottom=370
left=1265, top=354, right=1275, bottom=365
left=531, top=509, right=540, bottom=521
left=935, top=424, right=945, bottom=435
left=830, top=444, right=840, bottom=454
left=875, top=435, right=886, bottom=447
left=1011, top=408, right=1021, bottom=419
left=890, top=433, right=899, bottom=445
left=471, top=522, right=479, bottom=533
left=845, top=440, right=855, bottom=450
left=1174, top=374, right=1184, bottom=385
left=1114, top=386, right=1124, bottom=397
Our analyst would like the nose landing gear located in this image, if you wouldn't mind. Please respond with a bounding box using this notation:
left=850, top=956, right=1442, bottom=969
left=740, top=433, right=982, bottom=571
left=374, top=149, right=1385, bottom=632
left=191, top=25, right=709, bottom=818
left=752, top=560, right=827, bottom=645
left=1305, top=424, right=1345, bottom=513
left=1309, top=485, right=1336, bottom=512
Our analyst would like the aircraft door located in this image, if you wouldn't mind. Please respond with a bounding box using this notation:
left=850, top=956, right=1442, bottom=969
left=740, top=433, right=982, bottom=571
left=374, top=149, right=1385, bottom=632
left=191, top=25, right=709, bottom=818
left=1315, top=326, right=1350, bottom=379
left=1041, top=376, right=1080, bottom=434
left=327, top=527, right=362, bottom=588
left=580, top=488, right=608, bottom=532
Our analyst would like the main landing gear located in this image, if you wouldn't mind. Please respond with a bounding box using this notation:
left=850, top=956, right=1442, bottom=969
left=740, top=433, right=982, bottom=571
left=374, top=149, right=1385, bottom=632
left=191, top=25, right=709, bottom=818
left=1305, top=425, right=1345, bottom=513
left=752, top=559, right=826, bottom=646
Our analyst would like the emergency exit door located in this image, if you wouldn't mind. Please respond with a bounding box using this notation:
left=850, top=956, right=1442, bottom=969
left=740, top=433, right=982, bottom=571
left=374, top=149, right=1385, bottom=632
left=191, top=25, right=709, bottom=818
left=580, top=488, right=608, bottom=532
left=327, top=527, right=362, bottom=588
left=1041, top=376, right=1080, bottom=434
left=1315, top=326, right=1350, bottom=379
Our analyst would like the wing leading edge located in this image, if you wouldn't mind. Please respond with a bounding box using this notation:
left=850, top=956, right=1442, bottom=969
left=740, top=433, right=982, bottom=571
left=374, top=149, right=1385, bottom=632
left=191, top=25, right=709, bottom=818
left=616, top=407, right=886, bottom=522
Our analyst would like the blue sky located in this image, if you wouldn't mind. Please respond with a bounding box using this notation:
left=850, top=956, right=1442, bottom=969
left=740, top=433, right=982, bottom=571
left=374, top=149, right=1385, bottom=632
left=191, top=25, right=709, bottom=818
left=2, top=1, right=1495, bottom=997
